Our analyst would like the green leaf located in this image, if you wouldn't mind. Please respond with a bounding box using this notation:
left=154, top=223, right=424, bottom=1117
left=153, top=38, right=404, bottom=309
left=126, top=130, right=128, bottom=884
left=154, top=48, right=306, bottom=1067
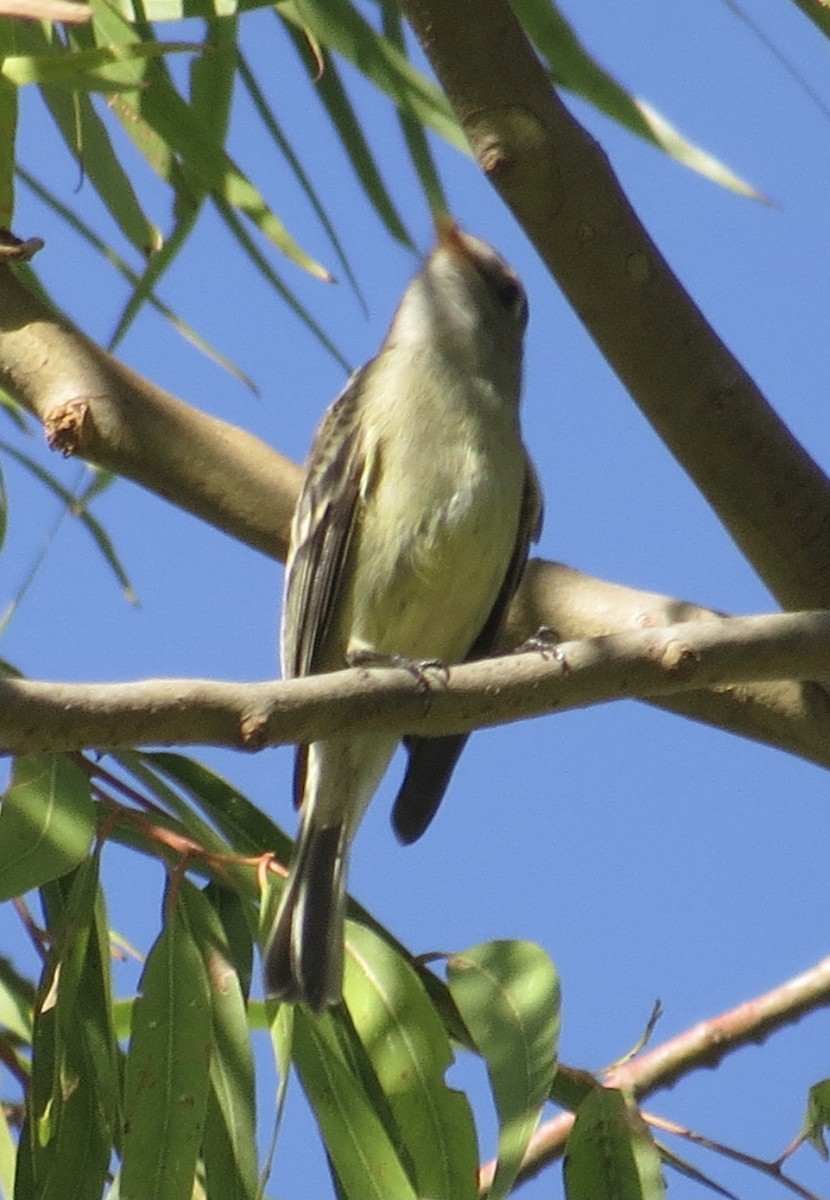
left=803, top=1078, right=830, bottom=1159
left=236, top=46, right=365, bottom=309
left=91, top=0, right=329, bottom=273
left=378, top=0, right=447, bottom=214
left=0, top=455, right=6, bottom=555
left=17, top=168, right=255, bottom=388
left=447, top=940, right=560, bottom=1200
left=109, top=14, right=237, bottom=347
left=140, top=751, right=292, bottom=863
left=512, top=0, right=765, bottom=200
left=0, top=952, right=35, bottom=1042
left=180, top=883, right=258, bottom=1200
left=109, top=751, right=237, bottom=862
left=344, top=922, right=478, bottom=1200
left=0, top=1095, right=16, bottom=1200
left=291, top=1008, right=418, bottom=1200
left=90, top=0, right=329, bottom=279
left=563, top=1088, right=666, bottom=1200
left=20, top=864, right=114, bottom=1200
left=56, top=857, right=122, bottom=1149
left=0, top=23, right=18, bottom=227
left=0, top=440, right=135, bottom=603
left=26, top=43, right=159, bottom=257
left=0, top=756, right=94, bottom=902
left=277, top=0, right=464, bottom=151
left=0, top=385, right=30, bottom=432
left=281, top=19, right=413, bottom=250
left=2, top=40, right=199, bottom=89
left=787, top=0, right=830, bottom=40
left=190, top=14, right=236, bottom=141
left=121, top=880, right=212, bottom=1200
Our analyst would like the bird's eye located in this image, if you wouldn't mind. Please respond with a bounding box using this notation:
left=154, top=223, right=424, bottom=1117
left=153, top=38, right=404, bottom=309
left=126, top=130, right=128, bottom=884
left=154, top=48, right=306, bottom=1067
left=491, top=273, right=528, bottom=329
left=493, top=274, right=524, bottom=312
left=491, top=274, right=518, bottom=307
left=476, top=260, right=527, bottom=323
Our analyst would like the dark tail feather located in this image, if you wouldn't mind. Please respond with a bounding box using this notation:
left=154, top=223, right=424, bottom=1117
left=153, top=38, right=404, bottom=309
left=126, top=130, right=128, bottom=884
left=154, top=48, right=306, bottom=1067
left=264, top=822, right=346, bottom=1011
left=392, top=734, right=469, bottom=844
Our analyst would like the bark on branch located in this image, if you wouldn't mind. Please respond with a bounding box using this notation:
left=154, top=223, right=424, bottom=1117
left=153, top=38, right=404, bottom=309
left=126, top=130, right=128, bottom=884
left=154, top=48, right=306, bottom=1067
left=1, top=266, right=830, bottom=769
left=479, top=955, right=830, bottom=1193
left=399, top=0, right=830, bottom=612
left=3, top=610, right=830, bottom=758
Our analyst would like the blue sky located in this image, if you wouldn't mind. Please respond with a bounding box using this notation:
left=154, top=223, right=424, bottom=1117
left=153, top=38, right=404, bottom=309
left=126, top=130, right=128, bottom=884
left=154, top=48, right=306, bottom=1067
left=3, top=2, right=830, bottom=1196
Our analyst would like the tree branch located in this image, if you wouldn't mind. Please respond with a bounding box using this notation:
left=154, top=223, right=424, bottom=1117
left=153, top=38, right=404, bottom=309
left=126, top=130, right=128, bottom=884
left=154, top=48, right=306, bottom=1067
left=478, top=955, right=830, bottom=1193
left=398, top=0, right=830, bottom=612
left=0, top=265, right=301, bottom=560
left=1, top=268, right=830, bottom=770
left=4, top=610, right=830, bottom=758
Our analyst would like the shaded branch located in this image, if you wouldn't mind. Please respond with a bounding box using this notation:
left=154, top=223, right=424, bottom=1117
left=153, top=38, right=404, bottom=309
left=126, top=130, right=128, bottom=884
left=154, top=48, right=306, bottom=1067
left=478, top=955, right=830, bottom=1194
left=4, top=610, right=830, bottom=757
left=399, top=0, right=830, bottom=612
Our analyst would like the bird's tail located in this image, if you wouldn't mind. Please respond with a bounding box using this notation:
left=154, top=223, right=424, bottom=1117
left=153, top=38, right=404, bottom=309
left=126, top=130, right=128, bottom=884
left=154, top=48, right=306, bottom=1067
left=264, top=818, right=347, bottom=1011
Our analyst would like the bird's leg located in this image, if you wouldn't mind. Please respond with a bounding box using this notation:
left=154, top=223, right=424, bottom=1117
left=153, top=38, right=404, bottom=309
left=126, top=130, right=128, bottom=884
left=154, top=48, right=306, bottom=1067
left=512, top=626, right=568, bottom=668
left=346, top=649, right=448, bottom=692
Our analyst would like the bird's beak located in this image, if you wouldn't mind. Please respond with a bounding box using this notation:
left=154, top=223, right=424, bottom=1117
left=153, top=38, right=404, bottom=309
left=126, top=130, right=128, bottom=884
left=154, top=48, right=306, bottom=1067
left=433, top=212, right=468, bottom=258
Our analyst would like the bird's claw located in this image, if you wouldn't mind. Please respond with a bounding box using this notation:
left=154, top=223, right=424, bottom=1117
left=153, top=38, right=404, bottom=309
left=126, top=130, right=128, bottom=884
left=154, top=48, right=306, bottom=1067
left=514, top=626, right=568, bottom=669
left=346, top=649, right=448, bottom=692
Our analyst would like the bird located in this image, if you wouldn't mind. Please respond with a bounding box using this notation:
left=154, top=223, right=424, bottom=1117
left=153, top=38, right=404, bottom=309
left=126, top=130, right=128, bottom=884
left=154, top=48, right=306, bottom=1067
left=264, top=216, right=543, bottom=1010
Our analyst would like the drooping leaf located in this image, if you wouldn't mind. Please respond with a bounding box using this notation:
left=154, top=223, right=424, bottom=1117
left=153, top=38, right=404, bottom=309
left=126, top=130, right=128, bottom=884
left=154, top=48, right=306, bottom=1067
left=2, top=39, right=200, bottom=89
left=512, top=0, right=765, bottom=200
left=236, top=46, right=365, bottom=309
left=20, top=862, right=114, bottom=1200
left=24, top=36, right=160, bottom=258
left=803, top=1078, right=830, bottom=1159
left=447, top=939, right=560, bottom=1200
left=180, top=883, right=258, bottom=1200
left=109, top=14, right=238, bottom=347
left=0, top=755, right=94, bottom=902
left=0, top=22, right=18, bottom=227
left=379, top=1, right=446, bottom=215
left=563, top=1087, right=666, bottom=1200
left=138, top=750, right=291, bottom=863
left=0, top=440, right=135, bottom=602
left=17, top=168, right=256, bottom=387
left=280, top=17, right=413, bottom=250
left=290, top=1007, right=418, bottom=1200
left=344, top=921, right=478, bottom=1200
left=121, top=880, right=212, bottom=1200
left=277, top=0, right=464, bottom=150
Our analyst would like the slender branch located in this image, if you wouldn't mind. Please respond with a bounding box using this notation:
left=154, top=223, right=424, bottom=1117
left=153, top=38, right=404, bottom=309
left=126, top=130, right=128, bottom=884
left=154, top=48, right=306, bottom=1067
left=478, top=956, right=830, bottom=1194
left=4, top=610, right=830, bottom=755
left=398, top=0, right=830, bottom=612
left=644, top=1112, right=822, bottom=1200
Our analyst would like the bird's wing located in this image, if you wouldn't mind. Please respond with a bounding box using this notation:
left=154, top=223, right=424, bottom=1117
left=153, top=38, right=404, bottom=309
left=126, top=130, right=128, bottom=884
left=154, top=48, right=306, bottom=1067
left=281, top=367, right=369, bottom=681
left=392, top=452, right=544, bottom=845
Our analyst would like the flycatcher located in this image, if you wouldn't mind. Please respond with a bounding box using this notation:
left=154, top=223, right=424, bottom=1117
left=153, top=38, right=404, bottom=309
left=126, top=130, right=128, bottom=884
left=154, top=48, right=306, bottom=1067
left=265, top=218, right=542, bottom=1009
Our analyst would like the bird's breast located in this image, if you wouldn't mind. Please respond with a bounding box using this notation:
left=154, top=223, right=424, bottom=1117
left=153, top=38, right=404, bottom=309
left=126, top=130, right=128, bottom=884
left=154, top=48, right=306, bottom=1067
left=344, top=369, right=525, bottom=663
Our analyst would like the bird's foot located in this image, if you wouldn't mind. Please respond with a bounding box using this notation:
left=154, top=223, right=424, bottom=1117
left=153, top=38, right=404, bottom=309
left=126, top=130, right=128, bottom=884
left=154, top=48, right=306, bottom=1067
left=346, top=649, right=448, bottom=692
left=513, top=626, right=568, bottom=669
